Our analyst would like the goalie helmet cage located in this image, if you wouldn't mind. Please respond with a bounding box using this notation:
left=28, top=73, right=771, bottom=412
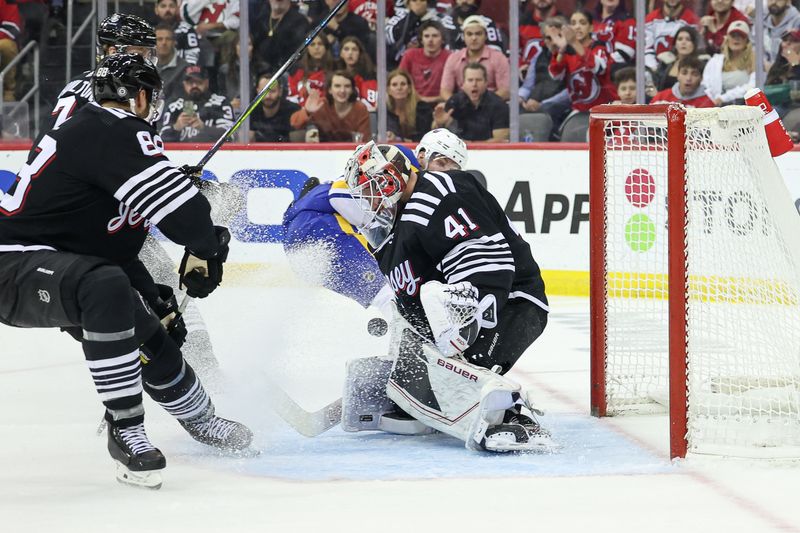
left=588, top=104, right=800, bottom=460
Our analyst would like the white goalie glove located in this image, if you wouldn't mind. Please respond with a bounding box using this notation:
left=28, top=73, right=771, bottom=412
left=420, top=280, right=482, bottom=357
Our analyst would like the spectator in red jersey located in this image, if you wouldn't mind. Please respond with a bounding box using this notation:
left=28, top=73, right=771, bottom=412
left=386, top=69, right=433, bottom=141
left=399, top=20, right=451, bottom=104
left=644, top=0, right=700, bottom=70
left=547, top=9, right=615, bottom=113
left=287, top=34, right=334, bottom=108
left=519, top=0, right=561, bottom=58
left=700, top=0, right=750, bottom=54
left=0, top=0, right=20, bottom=101
left=338, top=36, right=377, bottom=111
left=387, top=0, right=442, bottom=67
left=440, top=15, right=510, bottom=101
left=652, top=25, right=704, bottom=92
left=703, top=20, right=755, bottom=105
left=180, top=0, right=240, bottom=67
left=594, top=0, right=636, bottom=68
left=347, top=0, right=395, bottom=31
left=290, top=70, right=371, bottom=142
left=651, top=56, right=715, bottom=107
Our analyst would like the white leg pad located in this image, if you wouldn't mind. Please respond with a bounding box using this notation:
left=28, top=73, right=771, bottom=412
left=386, top=326, right=522, bottom=450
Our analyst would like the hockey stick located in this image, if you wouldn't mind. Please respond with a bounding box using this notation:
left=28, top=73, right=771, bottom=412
left=262, top=374, right=343, bottom=437
left=191, top=0, right=348, bottom=171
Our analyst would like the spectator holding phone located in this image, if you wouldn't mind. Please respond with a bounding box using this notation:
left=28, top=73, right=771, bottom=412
left=160, top=65, right=235, bottom=142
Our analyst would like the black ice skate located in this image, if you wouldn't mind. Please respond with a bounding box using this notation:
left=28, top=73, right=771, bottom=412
left=107, top=422, right=166, bottom=489
left=481, top=409, right=558, bottom=453
left=180, top=414, right=253, bottom=453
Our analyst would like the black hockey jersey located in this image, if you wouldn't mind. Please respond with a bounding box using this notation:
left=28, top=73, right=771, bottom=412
left=174, top=21, right=201, bottom=65
left=375, top=170, right=548, bottom=334
left=46, top=70, right=95, bottom=132
left=0, top=103, right=219, bottom=263
left=160, top=93, right=235, bottom=142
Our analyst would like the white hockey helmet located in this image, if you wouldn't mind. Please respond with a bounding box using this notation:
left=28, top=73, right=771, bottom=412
left=415, top=129, right=468, bottom=170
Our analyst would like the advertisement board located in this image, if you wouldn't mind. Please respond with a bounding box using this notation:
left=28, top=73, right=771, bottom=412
left=2, top=143, right=800, bottom=295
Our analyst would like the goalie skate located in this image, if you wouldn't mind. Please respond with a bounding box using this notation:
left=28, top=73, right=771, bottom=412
left=481, top=410, right=559, bottom=453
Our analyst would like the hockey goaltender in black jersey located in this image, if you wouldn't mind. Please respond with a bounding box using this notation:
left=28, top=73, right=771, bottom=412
left=345, top=142, right=554, bottom=452
left=0, top=54, right=250, bottom=489
left=374, top=168, right=549, bottom=374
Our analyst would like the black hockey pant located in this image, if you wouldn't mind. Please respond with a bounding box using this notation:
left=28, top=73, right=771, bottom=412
left=462, top=297, right=548, bottom=375
left=0, top=250, right=210, bottom=426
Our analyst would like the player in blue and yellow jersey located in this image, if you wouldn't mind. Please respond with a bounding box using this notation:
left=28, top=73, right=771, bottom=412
left=282, top=145, right=421, bottom=314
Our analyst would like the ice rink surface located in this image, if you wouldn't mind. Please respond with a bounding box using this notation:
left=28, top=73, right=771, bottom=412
left=2, top=279, right=799, bottom=533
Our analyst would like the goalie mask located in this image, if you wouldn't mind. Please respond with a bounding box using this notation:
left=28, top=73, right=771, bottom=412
left=345, top=142, right=414, bottom=247
left=93, top=53, right=164, bottom=123
left=97, top=13, right=157, bottom=65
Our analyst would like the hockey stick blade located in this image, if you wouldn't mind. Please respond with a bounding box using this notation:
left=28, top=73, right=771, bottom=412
left=263, top=377, right=342, bottom=437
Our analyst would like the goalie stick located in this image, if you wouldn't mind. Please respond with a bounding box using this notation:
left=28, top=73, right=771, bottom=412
left=262, top=374, right=343, bottom=437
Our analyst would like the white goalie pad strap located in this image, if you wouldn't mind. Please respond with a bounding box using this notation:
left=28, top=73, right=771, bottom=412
left=420, top=280, right=481, bottom=356
left=386, top=330, right=521, bottom=448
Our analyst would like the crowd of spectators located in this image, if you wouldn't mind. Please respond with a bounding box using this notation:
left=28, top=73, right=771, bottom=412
left=8, top=0, right=800, bottom=142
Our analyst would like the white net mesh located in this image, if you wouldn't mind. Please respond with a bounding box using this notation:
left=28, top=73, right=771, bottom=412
left=599, top=106, right=800, bottom=457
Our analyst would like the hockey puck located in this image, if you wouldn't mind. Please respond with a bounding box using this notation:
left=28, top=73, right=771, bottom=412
left=367, top=317, right=388, bottom=337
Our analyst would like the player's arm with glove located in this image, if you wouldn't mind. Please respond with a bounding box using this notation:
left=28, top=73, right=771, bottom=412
left=179, top=225, right=230, bottom=298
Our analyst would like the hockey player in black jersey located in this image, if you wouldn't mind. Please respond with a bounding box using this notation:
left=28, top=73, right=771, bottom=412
left=47, top=13, right=157, bottom=132
left=343, top=142, right=554, bottom=452
left=45, top=12, right=228, bottom=376
left=0, top=54, right=252, bottom=488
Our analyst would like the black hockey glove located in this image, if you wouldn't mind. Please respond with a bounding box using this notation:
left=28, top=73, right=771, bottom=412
left=179, top=226, right=231, bottom=298
left=152, top=284, right=187, bottom=348
left=179, top=164, right=211, bottom=190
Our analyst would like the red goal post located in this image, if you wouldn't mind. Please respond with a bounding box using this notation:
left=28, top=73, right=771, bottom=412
left=588, top=104, right=800, bottom=460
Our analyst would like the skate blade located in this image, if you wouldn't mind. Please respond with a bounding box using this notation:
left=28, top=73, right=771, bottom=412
left=115, top=462, right=163, bottom=490
left=484, top=437, right=561, bottom=454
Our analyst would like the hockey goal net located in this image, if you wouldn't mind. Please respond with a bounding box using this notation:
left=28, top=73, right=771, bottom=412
left=589, top=104, right=800, bottom=459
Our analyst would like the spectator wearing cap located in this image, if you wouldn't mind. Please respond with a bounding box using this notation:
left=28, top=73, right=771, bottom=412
left=651, top=56, right=715, bottom=108
left=398, top=20, right=451, bottom=104
left=703, top=20, right=755, bottom=105
left=439, top=15, right=510, bottom=102
left=765, top=0, right=800, bottom=64
left=160, top=64, right=235, bottom=142
left=433, top=62, right=509, bottom=142
left=249, top=72, right=301, bottom=142
left=701, top=0, right=750, bottom=55
left=387, top=0, right=443, bottom=67
left=290, top=69, right=371, bottom=143
left=441, top=0, right=505, bottom=53
left=155, top=23, right=191, bottom=101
